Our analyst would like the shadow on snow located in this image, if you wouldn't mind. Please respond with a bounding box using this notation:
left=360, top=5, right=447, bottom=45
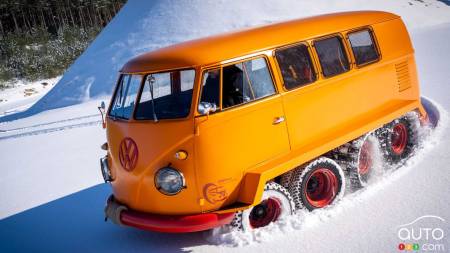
left=0, top=184, right=206, bottom=253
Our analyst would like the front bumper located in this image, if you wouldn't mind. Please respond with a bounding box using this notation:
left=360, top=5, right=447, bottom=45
left=104, top=196, right=235, bottom=233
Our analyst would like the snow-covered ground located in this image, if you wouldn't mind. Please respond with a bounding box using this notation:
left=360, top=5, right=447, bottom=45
left=0, top=99, right=106, bottom=219
left=1, top=1, right=450, bottom=252
left=0, top=76, right=60, bottom=117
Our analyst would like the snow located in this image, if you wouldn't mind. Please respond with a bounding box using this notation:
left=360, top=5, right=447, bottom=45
left=0, top=100, right=106, bottom=219
left=2, top=0, right=450, bottom=122
left=1, top=1, right=450, bottom=252
left=0, top=76, right=61, bottom=118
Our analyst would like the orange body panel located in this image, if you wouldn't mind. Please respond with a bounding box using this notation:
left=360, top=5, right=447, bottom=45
left=105, top=11, right=425, bottom=215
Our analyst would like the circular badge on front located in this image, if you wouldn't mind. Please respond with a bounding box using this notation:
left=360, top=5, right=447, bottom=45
left=118, top=137, right=139, bottom=171
left=203, top=183, right=228, bottom=204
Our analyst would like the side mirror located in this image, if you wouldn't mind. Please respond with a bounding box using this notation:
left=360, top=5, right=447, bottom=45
left=98, top=101, right=106, bottom=129
left=198, top=102, right=217, bottom=116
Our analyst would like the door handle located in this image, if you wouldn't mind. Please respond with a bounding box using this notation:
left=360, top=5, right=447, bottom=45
left=273, top=116, right=285, bottom=125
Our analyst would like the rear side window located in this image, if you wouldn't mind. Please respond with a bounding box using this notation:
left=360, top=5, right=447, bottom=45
left=275, top=44, right=316, bottom=90
left=222, top=58, right=275, bottom=109
left=109, top=74, right=142, bottom=119
left=348, top=29, right=379, bottom=66
left=314, top=36, right=350, bottom=77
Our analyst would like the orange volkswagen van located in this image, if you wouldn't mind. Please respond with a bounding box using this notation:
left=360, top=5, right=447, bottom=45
left=101, top=11, right=437, bottom=233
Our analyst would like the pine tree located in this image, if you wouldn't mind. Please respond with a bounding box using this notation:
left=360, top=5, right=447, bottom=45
left=0, top=0, right=126, bottom=85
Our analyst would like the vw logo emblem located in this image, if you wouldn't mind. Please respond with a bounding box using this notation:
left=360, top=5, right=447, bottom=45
left=118, top=137, right=138, bottom=171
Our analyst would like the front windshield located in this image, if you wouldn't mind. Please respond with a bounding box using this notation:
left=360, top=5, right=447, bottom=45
left=109, top=69, right=195, bottom=121
left=109, top=74, right=142, bottom=120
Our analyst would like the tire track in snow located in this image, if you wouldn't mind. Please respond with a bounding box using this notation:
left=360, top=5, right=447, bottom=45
left=0, top=120, right=102, bottom=141
left=0, top=113, right=102, bottom=141
left=0, top=114, right=99, bottom=133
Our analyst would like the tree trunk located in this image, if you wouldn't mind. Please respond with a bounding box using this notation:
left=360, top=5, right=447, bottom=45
left=0, top=19, right=4, bottom=37
left=34, top=10, right=39, bottom=28
left=68, top=4, right=76, bottom=26
left=111, top=1, right=118, bottom=16
left=30, top=9, right=38, bottom=29
left=106, top=7, right=113, bottom=21
left=94, top=7, right=101, bottom=27
left=21, top=9, right=30, bottom=34
left=86, top=6, right=94, bottom=27
left=102, top=8, right=108, bottom=23
left=78, top=7, right=84, bottom=30
left=96, top=8, right=104, bottom=27
left=49, top=8, right=57, bottom=28
left=62, top=7, right=69, bottom=27
left=90, top=6, right=96, bottom=28
left=40, top=8, right=47, bottom=29
left=12, top=12, right=20, bottom=33
left=58, top=6, right=65, bottom=28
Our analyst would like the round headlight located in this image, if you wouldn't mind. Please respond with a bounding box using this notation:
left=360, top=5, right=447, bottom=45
left=154, top=167, right=185, bottom=195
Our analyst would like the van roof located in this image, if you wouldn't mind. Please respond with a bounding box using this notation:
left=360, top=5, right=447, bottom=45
left=121, top=11, right=399, bottom=73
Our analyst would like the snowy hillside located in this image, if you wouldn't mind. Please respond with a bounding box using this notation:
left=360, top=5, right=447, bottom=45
left=1, top=0, right=450, bottom=252
left=2, top=0, right=450, bottom=122
left=0, top=76, right=61, bottom=117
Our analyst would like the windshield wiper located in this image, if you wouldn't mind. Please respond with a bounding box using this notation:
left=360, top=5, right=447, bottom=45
left=147, top=75, right=158, bottom=122
left=111, top=79, right=124, bottom=119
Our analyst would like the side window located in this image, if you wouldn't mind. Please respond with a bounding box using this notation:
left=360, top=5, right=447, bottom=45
left=222, top=58, right=275, bottom=109
left=348, top=29, right=379, bottom=66
left=109, top=74, right=142, bottom=119
left=222, top=62, right=252, bottom=108
left=314, top=36, right=350, bottom=77
left=275, top=44, right=316, bottom=90
left=199, top=69, right=220, bottom=110
left=244, top=58, right=275, bottom=98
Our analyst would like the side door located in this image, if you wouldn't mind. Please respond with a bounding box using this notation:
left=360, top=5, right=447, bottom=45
left=194, top=56, right=290, bottom=211
left=276, top=37, right=354, bottom=151
left=278, top=33, right=383, bottom=152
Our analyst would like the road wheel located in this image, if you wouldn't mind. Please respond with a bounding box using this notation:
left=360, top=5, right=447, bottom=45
left=377, top=113, right=419, bottom=164
left=280, top=169, right=294, bottom=189
left=231, top=182, right=295, bottom=231
left=289, top=157, right=345, bottom=211
left=347, top=134, right=380, bottom=189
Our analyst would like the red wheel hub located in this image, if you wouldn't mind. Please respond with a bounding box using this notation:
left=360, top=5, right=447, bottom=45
left=359, top=140, right=373, bottom=175
left=249, top=197, right=282, bottom=228
left=391, top=123, right=408, bottom=155
left=305, top=168, right=338, bottom=208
